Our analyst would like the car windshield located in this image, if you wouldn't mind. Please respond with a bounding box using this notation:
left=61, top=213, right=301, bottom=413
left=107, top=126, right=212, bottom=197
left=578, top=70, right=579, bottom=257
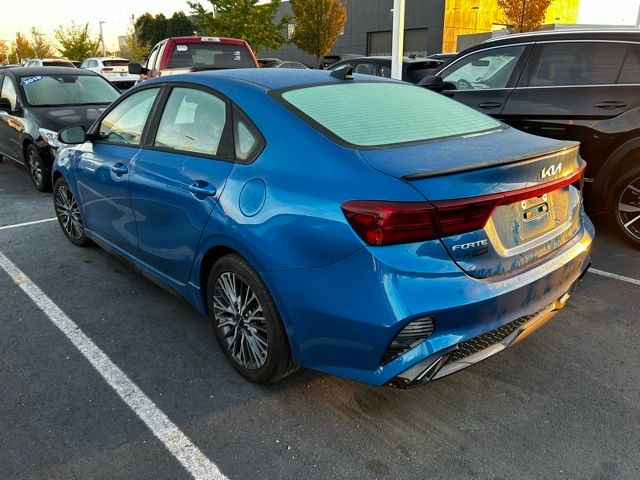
left=20, top=74, right=120, bottom=106
left=103, top=59, right=129, bottom=67
left=167, top=43, right=255, bottom=69
left=280, top=82, right=501, bottom=147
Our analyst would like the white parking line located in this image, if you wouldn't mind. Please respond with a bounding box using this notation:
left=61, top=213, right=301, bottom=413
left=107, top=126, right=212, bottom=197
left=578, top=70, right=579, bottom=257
left=0, top=218, right=57, bottom=231
left=589, top=268, right=640, bottom=286
left=0, top=251, right=227, bottom=480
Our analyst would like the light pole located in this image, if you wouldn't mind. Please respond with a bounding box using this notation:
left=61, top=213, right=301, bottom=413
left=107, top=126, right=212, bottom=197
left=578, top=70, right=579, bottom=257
left=391, top=0, right=405, bottom=80
left=99, top=21, right=106, bottom=57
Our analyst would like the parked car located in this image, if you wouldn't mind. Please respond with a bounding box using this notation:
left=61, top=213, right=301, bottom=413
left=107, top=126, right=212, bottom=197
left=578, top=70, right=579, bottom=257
left=53, top=69, right=592, bottom=387
left=327, top=56, right=443, bottom=83
left=128, top=36, right=258, bottom=83
left=319, top=53, right=361, bottom=69
left=428, top=52, right=457, bottom=65
left=420, top=29, right=640, bottom=246
left=0, top=67, right=120, bottom=191
left=23, top=58, right=76, bottom=68
left=258, top=58, right=308, bottom=69
left=0, top=64, right=20, bottom=70
left=81, top=57, right=140, bottom=90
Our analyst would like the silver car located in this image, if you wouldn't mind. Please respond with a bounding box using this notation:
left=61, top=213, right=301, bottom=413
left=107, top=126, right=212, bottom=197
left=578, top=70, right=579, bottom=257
left=81, top=57, right=139, bottom=91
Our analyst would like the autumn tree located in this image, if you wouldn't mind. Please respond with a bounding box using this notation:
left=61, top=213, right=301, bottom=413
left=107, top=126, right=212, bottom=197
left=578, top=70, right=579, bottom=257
left=497, top=0, right=552, bottom=33
left=188, top=0, right=289, bottom=54
left=290, top=0, right=346, bottom=67
left=11, top=32, right=35, bottom=63
left=0, top=41, right=9, bottom=64
left=31, top=27, right=55, bottom=58
left=54, top=22, right=101, bottom=61
left=121, top=14, right=152, bottom=61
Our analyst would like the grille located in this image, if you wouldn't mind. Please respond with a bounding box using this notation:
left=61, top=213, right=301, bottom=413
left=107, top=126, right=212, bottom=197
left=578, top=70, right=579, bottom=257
left=447, top=308, right=545, bottom=362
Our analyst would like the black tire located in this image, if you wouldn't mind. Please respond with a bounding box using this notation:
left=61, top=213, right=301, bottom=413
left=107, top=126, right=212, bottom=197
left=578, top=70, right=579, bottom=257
left=609, top=165, right=640, bottom=249
left=53, top=177, right=91, bottom=247
left=25, top=144, right=51, bottom=192
left=207, top=254, right=297, bottom=384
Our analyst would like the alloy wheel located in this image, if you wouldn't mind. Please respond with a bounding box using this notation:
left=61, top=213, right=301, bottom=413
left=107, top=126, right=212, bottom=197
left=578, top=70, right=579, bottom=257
left=213, top=272, right=269, bottom=370
left=28, top=149, right=43, bottom=187
left=55, top=185, right=84, bottom=241
left=617, top=176, right=640, bottom=242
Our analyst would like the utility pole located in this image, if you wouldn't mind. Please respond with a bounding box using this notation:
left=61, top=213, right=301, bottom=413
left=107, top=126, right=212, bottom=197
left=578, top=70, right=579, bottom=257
left=99, top=21, right=106, bottom=57
left=391, top=0, right=405, bottom=80
left=636, top=3, right=640, bottom=28
left=519, top=0, right=527, bottom=32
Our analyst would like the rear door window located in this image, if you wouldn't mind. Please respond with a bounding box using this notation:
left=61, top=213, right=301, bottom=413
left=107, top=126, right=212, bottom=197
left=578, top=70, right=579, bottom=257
left=528, top=42, right=627, bottom=87
left=618, top=45, right=640, bottom=84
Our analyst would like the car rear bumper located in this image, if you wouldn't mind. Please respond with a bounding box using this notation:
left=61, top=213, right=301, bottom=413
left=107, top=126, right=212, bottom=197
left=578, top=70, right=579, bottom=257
left=267, top=212, right=594, bottom=386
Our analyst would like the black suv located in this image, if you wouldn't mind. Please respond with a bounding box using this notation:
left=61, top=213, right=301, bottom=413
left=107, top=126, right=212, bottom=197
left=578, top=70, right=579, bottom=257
left=327, top=56, right=443, bottom=83
left=422, top=30, right=640, bottom=246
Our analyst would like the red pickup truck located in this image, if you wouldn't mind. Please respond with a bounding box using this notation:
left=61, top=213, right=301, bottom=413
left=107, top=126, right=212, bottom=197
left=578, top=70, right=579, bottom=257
left=128, top=36, right=258, bottom=81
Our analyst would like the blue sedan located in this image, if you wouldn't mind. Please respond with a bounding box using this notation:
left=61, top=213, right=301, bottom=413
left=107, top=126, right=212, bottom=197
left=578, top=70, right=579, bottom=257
left=52, top=69, right=594, bottom=387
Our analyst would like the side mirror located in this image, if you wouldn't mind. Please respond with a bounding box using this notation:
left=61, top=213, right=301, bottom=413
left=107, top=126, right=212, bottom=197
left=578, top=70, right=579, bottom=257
left=58, top=125, right=87, bottom=144
left=0, top=97, right=12, bottom=113
left=128, top=62, right=147, bottom=75
left=417, top=76, right=457, bottom=93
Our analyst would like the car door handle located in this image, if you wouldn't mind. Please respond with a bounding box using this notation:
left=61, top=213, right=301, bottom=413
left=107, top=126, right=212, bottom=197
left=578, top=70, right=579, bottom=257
left=477, top=101, right=502, bottom=109
left=188, top=181, right=217, bottom=197
left=111, top=163, right=128, bottom=175
left=594, top=101, right=627, bottom=110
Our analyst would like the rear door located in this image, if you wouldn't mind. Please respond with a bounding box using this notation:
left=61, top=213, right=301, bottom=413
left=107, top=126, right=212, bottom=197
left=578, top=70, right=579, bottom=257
left=129, top=85, right=235, bottom=283
left=502, top=40, right=640, bottom=175
left=438, top=43, right=532, bottom=116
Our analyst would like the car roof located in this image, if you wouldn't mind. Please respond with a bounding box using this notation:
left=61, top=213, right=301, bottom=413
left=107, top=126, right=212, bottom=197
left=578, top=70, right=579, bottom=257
left=481, top=28, right=640, bottom=46
left=164, top=36, right=249, bottom=46
left=5, top=66, right=96, bottom=77
left=144, top=68, right=394, bottom=91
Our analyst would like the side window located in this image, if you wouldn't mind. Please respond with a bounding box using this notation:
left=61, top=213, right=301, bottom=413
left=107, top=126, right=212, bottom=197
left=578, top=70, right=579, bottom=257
left=90, top=60, right=98, bottom=68
left=234, top=111, right=262, bottom=163
left=147, top=47, right=160, bottom=71
left=529, top=42, right=627, bottom=87
left=154, top=87, right=230, bottom=157
left=155, top=43, right=166, bottom=70
left=377, top=64, right=391, bottom=78
left=1, top=77, right=18, bottom=110
left=618, top=45, right=640, bottom=85
left=97, top=88, right=159, bottom=145
left=441, top=45, right=526, bottom=90
left=353, top=62, right=376, bottom=75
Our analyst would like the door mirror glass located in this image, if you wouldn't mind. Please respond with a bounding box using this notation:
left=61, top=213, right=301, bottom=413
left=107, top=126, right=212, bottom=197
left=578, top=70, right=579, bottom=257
left=59, top=125, right=87, bottom=144
left=440, top=45, right=526, bottom=90
left=0, top=97, right=11, bottom=112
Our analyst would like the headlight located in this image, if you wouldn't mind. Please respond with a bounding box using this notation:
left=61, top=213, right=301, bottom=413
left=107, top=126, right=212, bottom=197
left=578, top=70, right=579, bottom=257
left=39, top=128, right=63, bottom=148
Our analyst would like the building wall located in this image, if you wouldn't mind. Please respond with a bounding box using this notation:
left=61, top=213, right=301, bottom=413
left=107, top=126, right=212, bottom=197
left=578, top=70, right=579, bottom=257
left=261, top=0, right=446, bottom=66
left=442, top=0, right=580, bottom=53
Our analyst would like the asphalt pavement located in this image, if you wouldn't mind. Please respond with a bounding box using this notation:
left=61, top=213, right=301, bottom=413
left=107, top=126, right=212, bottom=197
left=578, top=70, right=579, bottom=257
left=1, top=157, right=639, bottom=480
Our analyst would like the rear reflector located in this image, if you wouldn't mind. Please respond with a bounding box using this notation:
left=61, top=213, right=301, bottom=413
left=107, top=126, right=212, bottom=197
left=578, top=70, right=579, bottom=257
left=342, top=163, right=585, bottom=246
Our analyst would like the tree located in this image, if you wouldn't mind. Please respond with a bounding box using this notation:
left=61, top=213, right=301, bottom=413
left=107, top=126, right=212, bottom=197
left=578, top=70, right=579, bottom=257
left=0, top=41, right=9, bottom=64
left=54, top=22, right=101, bottom=60
left=290, top=0, right=346, bottom=67
left=188, top=0, right=289, bottom=54
left=11, top=32, right=34, bottom=63
left=121, top=14, right=152, bottom=61
left=166, top=12, right=196, bottom=38
left=497, top=0, right=552, bottom=33
left=31, top=27, right=55, bottom=58
left=136, top=12, right=168, bottom=46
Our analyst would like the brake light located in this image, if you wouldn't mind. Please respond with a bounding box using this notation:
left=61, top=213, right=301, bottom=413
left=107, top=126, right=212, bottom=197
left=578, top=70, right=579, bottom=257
left=342, top=163, right=586, bottom=246
left=100, top=67, right=113, bottom=73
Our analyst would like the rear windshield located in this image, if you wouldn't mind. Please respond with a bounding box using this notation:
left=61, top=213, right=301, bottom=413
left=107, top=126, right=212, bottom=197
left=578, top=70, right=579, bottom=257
left=103, top=59, right=129, bottom=67
left=167, top=43, right=255, bottom=69
left=20, top=74, right=120, bottom=106
left=43, top=61, right=74, bottom=67
left=280, top=82, right=501, bottom=147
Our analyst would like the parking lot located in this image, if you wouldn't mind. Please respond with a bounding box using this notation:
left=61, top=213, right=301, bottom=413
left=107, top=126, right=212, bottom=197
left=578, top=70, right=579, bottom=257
left=1, top=157, right=639, bottom=479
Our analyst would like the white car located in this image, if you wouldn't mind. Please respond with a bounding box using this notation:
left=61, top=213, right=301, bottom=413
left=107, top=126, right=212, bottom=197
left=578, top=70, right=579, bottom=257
left=81, top=57, right=139, bottom=90
left=24, top=58, right=75, bottom=68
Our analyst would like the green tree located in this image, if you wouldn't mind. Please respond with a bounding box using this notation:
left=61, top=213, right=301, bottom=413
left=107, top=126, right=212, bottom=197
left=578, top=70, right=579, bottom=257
left=188, top=0, right=289, bottom=54
left=290, top=0, right=346, bottom=67
left=121, top=14, right=152, bottom=61
left=11, top=32, right=35, bottom=63
left=497, top=0, right=552, bottom=33
left=54, top=22, right=101, bottom=60
left=135, top=12, right=170, bottom=46
left=166, top=11, right=195, bottom=37
left=31, top=27, right=55, bottom=58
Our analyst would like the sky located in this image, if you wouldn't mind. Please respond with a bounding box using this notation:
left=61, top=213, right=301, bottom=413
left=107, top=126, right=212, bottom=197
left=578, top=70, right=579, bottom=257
left=1, top=0, right=639, bottom=53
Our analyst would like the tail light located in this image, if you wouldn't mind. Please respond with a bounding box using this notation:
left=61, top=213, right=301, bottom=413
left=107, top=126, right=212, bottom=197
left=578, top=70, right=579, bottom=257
left=100, top=67, right=114, bottom=73
left=342, top=163, right=586, bottom=246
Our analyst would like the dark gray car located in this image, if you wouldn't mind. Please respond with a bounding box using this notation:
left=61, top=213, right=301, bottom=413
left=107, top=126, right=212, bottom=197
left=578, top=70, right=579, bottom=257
left=0, top=67, right=120, bottom=191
